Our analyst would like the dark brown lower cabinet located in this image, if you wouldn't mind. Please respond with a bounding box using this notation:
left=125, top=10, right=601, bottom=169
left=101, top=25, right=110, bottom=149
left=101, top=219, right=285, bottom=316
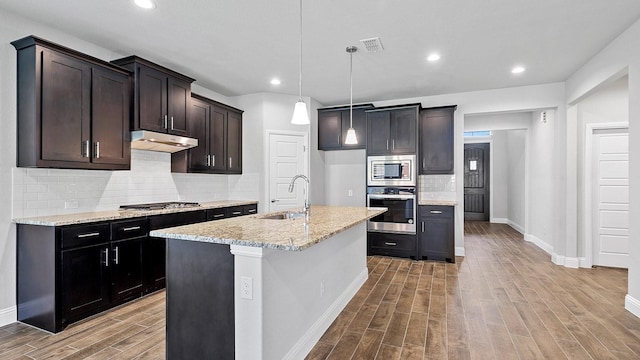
left=418, top=205, right=455, bottom=262
left=17, top=203, right=257, bottom=333
left=61, top=241, right=111, bottom=325
left=367, top=232, right=416, bottom=259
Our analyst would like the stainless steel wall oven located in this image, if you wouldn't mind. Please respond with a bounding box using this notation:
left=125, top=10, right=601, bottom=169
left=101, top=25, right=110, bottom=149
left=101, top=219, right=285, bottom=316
left=367, top=187, right=416, bottom=234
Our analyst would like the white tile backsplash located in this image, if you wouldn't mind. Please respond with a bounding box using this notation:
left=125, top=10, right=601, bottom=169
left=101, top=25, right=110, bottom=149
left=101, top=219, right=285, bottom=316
left=11, top=149, right=258, bottom=218
left=418, top=174, right=457, bottom=201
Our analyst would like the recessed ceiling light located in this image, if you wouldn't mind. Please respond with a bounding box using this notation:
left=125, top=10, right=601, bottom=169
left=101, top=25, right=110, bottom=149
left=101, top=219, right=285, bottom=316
left=511, top=66, right=526, bottom=74
left=270, top=78, right=281, bottom=85
left=426, top=53, right=440, bottom=62
left=134, top=0, right=156, bottom=9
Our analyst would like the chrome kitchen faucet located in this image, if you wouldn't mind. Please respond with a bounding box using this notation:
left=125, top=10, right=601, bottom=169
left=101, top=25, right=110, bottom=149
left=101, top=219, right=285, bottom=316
left=288, top=174, right=310, bottom=217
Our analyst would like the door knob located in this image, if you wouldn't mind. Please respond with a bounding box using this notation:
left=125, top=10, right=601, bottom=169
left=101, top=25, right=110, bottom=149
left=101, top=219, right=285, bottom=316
left=271, top=199, right=279, bottom=203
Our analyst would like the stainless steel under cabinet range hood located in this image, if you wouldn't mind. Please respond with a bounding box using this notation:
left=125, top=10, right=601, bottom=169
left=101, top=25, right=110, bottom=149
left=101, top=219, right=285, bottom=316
left=130, top=130, right=198, bottom=153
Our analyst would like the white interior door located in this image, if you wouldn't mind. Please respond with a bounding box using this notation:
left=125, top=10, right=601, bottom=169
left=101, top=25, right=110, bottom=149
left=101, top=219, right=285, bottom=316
left=593, top=129, right=629, bottom=268
left=268, top=132, right=307, bottom=212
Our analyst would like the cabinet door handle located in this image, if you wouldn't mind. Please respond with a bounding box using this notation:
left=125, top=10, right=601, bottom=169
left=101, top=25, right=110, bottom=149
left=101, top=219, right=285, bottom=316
left=422, top=221, right=425, bottom=232
left=164, top=115, right=168, bottom=130
left=114, top=246, right=119, bottom=265
left=430, top=210, right=443, bottom=214
left=213, top=214, right=225, bottom=218
left=103, top=247, right=109, bottom=267
left=82, top=140, right=90, bottom=158
left=384, top=242, right=397, bottom=246
left=232, top=211, right=242, bottom=215
left=248, top=209, right=256, bottom=213
left=170, top=116, right=174, bottom=130
left=78, top=232, right=100, bottom=238
left=392, top=139, right=395, bottom=150
left=123, top=226, right=141, bottom=231
left=229, top=157, right=232, bottom=169
left=423, top=158, right=426, bottom=170
left=206, top=155, right=211, bottom=167
left=386, top=139, right=389, bottom=150
left=94, top=141, right=100, bottom=159
left=212, top=155, right=215, bottom=167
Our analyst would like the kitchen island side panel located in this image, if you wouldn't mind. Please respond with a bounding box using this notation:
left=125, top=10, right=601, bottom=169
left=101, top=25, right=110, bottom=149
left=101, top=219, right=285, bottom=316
left=166, top=239, right=234, bottom=359
left=233, top=222, right=368, bottom=360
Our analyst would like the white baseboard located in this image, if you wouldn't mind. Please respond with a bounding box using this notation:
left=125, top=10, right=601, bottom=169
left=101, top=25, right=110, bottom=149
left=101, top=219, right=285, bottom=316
left=625, top=294, right=640, bottom=319
left=491, top=218, right=508, bottom=224
left=551, top=253, right=580, bottom=269
left=524, top=233, right=553, bottom=254
left=0, top=306, right=17, bottom=327
left=507, top=220, right=524, bottom=234
left=578, top=257, right=590, bottom=268
left=283, top=267, right=368, bottom=360
left=455, top=246, right=465, bottom=257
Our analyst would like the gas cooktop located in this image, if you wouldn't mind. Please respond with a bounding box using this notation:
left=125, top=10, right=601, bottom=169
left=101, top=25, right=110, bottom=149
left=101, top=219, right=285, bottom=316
left=119, top=202, right=201, bottom=211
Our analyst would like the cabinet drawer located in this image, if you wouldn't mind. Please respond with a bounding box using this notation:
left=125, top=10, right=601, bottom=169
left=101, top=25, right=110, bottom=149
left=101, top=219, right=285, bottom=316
left=420, top=205, right=454, bottom=218
left=149, top=210, right=206, bottom=230
left=243, top=204, right=257, bottom=215
left=369, top=236, right=415, bottom=251
left=60, top=223, right=110, bottom=249
left=111, top=218, right=149, bottom=240
left=206, top=208, right=227, bottom=221
left=368, top=232, right=416, bottom=251
left=227, top=206, right=244, bottom=218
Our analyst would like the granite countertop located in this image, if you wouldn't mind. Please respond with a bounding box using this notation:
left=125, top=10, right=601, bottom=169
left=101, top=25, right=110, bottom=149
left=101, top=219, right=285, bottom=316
left=418, top=199, right=457, bottom=206
left=13, top=200, right=258, bottom=226
left=150, top=205, right=387, bottom=251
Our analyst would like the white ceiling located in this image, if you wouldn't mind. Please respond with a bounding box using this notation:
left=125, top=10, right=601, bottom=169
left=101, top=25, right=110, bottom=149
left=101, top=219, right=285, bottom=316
left=2, top=0, right=639, bottom=106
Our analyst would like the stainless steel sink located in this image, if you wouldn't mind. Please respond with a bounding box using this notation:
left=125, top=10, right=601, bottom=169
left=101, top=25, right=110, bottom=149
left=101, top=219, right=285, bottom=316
left=260, top=213, right=288, bottom=220
left=258, top=211, right=307, bottom=220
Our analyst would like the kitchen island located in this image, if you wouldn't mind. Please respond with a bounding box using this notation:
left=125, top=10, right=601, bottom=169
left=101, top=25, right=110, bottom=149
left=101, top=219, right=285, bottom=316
left=150, top=205, right=386, bottom=360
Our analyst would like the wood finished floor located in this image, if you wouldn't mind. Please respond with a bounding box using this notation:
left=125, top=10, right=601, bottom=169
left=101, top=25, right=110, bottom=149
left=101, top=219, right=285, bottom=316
left=1, top=222, right=639, bottom=359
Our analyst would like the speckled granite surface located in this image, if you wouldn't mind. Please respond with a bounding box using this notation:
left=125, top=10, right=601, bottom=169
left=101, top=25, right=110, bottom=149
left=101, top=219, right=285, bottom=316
left=418, top=200, right=457, bottom=206
left=13, top=200, right=258, bottom=226
left=150, top=206, right=387, bottom=251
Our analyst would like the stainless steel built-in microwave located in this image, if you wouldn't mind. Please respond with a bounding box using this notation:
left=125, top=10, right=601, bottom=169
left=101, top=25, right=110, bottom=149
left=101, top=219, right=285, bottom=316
left=367, top=155, right=416, bottom=186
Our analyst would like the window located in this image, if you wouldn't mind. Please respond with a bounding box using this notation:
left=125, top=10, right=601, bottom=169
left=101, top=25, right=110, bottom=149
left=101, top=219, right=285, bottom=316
left=464, top=131, right=492, bottom=137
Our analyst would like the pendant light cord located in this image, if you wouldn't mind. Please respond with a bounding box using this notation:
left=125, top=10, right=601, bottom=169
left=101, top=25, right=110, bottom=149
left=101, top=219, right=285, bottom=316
left=298, top=0, right=303, bottom=102
left=349, top=48, right=353, bottom=127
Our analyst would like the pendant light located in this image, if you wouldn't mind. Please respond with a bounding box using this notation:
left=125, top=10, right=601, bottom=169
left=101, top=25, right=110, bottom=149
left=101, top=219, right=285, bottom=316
left=291, top=0, right=310, bottom=125
left=344, top=46, right=358, bottom=144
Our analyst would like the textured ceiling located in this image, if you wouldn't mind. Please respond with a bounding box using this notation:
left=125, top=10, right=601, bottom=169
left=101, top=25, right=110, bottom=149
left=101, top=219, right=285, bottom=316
left=1, top=0, right=639, bottom=106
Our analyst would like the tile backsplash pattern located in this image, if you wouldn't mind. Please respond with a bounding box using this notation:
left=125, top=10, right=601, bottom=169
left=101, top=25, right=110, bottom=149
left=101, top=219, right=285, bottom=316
left=12, top=150, right=255, bottom=218
left=418, top=174, right=456, bottom=201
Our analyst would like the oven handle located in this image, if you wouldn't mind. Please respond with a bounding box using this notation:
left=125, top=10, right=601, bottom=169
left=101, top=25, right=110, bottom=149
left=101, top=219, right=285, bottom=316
left=367, top=194, right=415, bottom=200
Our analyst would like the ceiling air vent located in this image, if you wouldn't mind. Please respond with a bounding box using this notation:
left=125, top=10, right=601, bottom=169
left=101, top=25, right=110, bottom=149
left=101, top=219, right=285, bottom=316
left=360, top=37, right=384, bottom=52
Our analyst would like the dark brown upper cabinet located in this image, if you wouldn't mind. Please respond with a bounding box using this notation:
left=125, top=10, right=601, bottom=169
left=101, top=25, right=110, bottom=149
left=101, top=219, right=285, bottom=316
left=172, top=94, right=243, bottom=174
left=419, top=106, right=456, bottom=174
left=366, top=105, right=419, bottom=155
left=317, top=104, right=371, bottom=150
left=111, top=56, right=194, bottom=136
left=12, top=36, right=131, bottom=170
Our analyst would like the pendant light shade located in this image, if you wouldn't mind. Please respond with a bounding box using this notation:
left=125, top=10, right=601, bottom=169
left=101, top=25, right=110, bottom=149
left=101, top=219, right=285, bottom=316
left=291, top=100, right=309, bottom=125
left=344, top=46, right=358, bottom=145
left=345, top=127, right=358, bottom=144
left=291, top=0, right=310, bottom=125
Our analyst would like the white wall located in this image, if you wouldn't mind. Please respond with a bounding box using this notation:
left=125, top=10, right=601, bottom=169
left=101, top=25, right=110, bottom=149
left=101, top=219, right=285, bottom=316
left=506, top=130, right=526, bottom=232
left=491, top=131, right=509, bottom=221
left=323, top=150, right=366, bottom=207
left=565, top=17, right=640, bottom=316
